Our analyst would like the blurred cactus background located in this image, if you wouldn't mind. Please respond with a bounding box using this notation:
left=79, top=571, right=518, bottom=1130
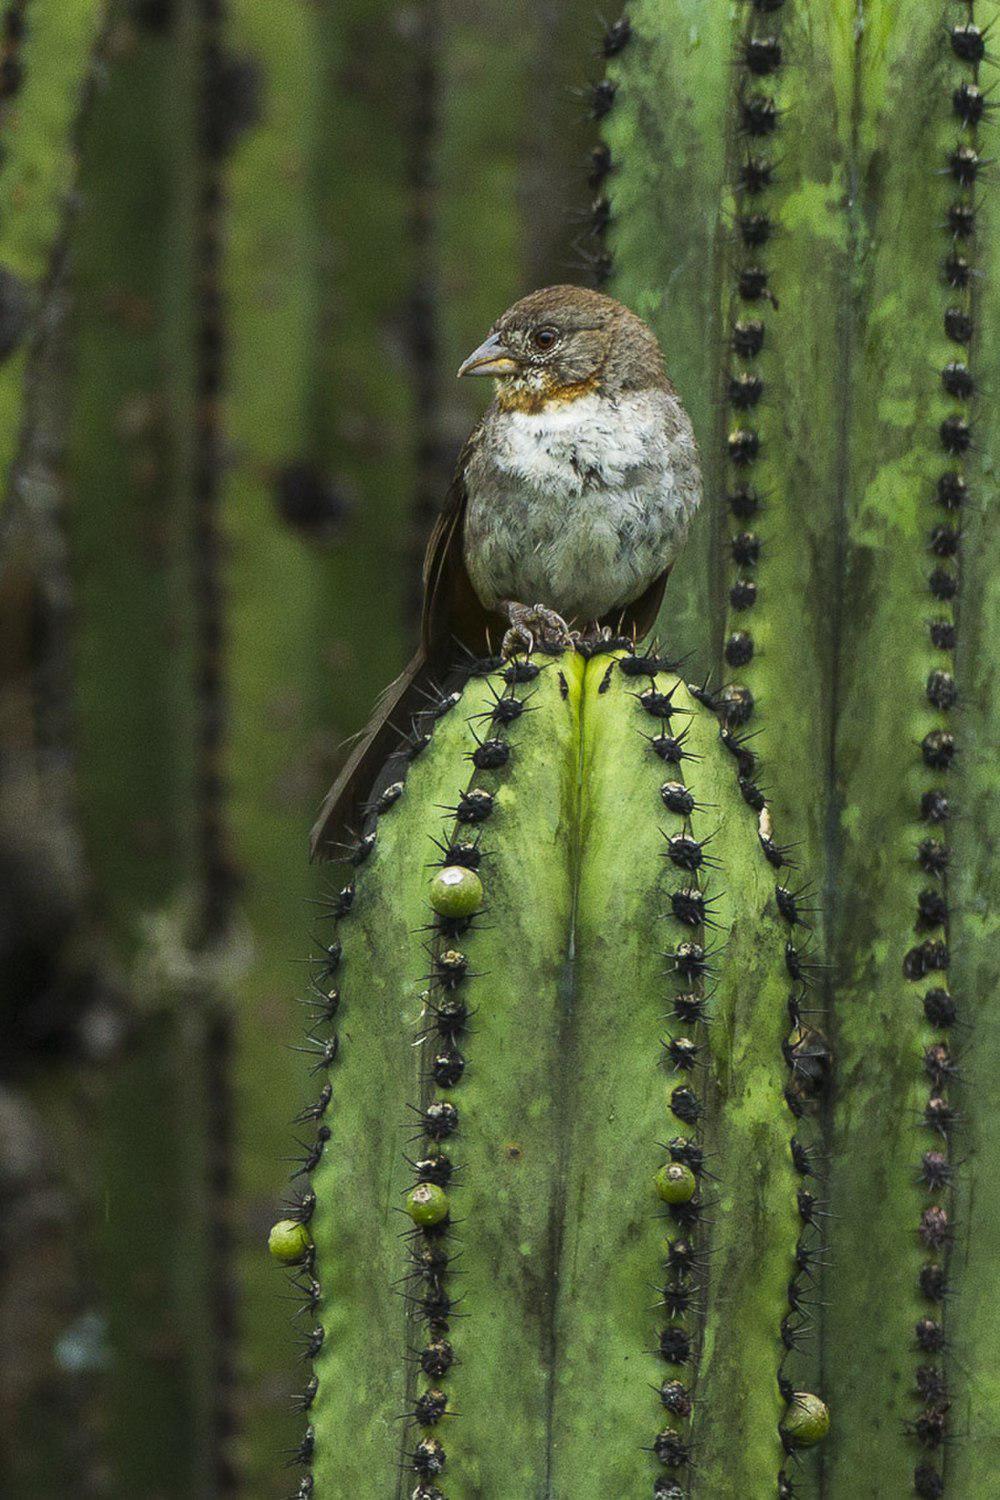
left=0, top=0, right=595, bottom=1494
left=1, top=0, right=998, bottom=1497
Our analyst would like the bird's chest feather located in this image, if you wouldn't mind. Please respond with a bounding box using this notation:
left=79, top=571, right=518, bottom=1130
left=463, top=392, right=697, bottom=620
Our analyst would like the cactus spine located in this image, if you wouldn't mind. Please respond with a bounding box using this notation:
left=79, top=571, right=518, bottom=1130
left=285, top=649, right=823, bottom=1496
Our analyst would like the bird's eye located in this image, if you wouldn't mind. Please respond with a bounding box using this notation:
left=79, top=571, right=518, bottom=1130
left=532, top=326, right=560, bottom=351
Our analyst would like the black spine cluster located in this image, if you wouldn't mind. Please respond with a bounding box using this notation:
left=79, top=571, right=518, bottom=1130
left=397, top=664, right=529, bottom=1495
left=721, top=1, right=788, bottom=718
left=900, top=12, right=985, bottom=1490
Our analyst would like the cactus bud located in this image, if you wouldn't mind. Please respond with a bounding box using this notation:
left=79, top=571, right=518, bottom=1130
left=268, top=1219, right=313, bottom=1265
left=429, top=865, right=484, bottom=918
left=781, top=1391, right=830, bottom=1447
left=655, top=1161, right=697, bottom=1204
left=406, top=1183, right=450, bottom=1227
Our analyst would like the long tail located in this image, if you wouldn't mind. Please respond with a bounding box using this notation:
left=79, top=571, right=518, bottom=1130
left=309, top=648, right=441, bottom=861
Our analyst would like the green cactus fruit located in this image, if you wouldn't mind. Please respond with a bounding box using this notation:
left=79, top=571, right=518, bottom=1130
left=655, top=1161, right=697, bottom=1205
left=285, top=648, right=823, bottom=1496
left=268, top=1219, right=313, bottom=1266
left=429, top=865, right=484, bottom=919
left=781, top=1391, right=830, bottom=1448
left=406, top=1183, right=451, bottom=1227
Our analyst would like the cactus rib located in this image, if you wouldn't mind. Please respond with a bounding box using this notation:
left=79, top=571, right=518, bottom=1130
left=824, top=4, right=964, bottom=1489
left=717, top=0, right=789, bottom=749
left=947, top=3, right=1000, bottom=1471
left=906, top=6, right=982, bottom=1491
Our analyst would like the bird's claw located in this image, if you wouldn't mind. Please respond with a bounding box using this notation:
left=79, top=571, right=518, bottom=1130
left=500, top=601, right=573, bottom=659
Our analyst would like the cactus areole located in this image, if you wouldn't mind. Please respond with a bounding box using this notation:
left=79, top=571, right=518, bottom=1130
left=278, top=647, right=825, bottom=1495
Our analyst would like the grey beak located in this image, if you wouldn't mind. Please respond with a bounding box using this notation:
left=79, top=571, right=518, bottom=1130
left=457, top=330, right=519, bottom=379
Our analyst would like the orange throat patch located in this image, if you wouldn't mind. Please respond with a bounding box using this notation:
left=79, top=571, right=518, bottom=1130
left=494, top=372, right=601, bottom=415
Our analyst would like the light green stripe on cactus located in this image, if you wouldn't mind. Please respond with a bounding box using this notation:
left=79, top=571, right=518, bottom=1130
left=311, top=0, right=415, bottom=725
left=823, top=5, right=958, bottom=1492
left=685, top=723, right=802, bottom=1496
left=304, top=653, right=814, bottom=1494
left=0, top=0, right=105, bottom=498
left=218, top=0, right=351, bottom=1484
left=69, top=3, right=198, bottom=943
left=602, top=0, right=733, bottom=664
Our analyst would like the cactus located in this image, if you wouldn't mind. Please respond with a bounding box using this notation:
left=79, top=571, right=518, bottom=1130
left=5, top=0, right=1000, bottom=1492
left=594, top=2, right=998, bottom=1493
left=277, top=647, right=827, bottom=1496
left=271, top=5, right=1000, bottom=1494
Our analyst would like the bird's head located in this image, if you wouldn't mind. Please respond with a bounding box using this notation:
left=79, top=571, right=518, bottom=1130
left=457, top=284, right=668, bottom=412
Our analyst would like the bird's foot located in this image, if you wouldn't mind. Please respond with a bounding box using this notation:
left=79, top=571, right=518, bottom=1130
left=500, top=600, right=573, bottom=658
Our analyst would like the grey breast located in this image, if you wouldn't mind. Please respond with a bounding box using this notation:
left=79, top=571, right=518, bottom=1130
left=462, top=389, right=701, bottom=621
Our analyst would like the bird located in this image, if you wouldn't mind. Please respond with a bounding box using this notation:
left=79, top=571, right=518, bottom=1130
left=310, top=283, right=702, bottom=859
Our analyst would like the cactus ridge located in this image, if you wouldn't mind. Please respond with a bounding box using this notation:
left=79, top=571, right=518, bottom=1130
left=649, top=656, right=710, bottom=1483
left=583, top=11, right=632, bottom=288
left=897, top=7, right=980, bottom=1490
left=708, top=682, right=830, bottom=1493
left=396, top=660, right=531, bottom=1491
left=281, top=661, right=495, bottom=1498
left=719, top=0, right=790, bottom=728
left=277, top=685, right=458, bottom=1497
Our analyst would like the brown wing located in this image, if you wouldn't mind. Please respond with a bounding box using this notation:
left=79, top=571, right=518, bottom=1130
left=601, top=565, right=673, bottom=643
left=308, top=649, right=437, bottom=860
left=310, top=429, right=494, bottom=860
left=421, top=427, right=494, bottom=658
